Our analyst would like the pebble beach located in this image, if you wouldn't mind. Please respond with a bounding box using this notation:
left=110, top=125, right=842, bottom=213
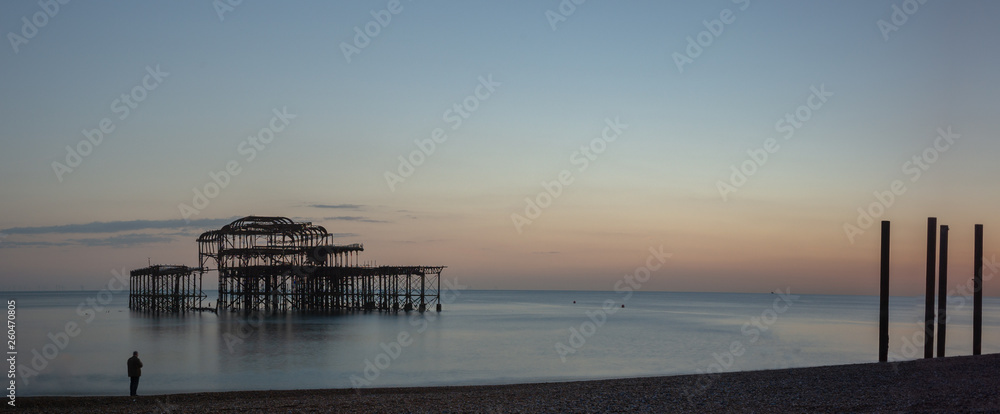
left=17, top=353, right=1000, bottom=413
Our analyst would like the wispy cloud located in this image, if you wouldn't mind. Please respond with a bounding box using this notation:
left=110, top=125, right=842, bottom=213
left=0, top=233, right=175, bottom=248
left=312, top=204, right=365, bottom=210
left=323, top=216, right=389, bottom=223
left=74, top=233, right=175, bottom=247
left=0, top=217, right=366, bottom=248
left=0, top=240, right=72, bottom=248
left=391, top=239, right=445, bottom=244
left=0, top=217, right=237, bottom=235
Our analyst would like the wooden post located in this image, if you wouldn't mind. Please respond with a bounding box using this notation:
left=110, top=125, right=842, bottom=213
left=974, top=224, right=983, bottom=355
left=879, top=220, right=890, bottom=362
left=936, top=225, right=948, bottom=358
left=924, top=217, right=936, bottom=359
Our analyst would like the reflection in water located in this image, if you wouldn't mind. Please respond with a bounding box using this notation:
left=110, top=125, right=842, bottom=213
left=9, top=290, right=1000, bottom=396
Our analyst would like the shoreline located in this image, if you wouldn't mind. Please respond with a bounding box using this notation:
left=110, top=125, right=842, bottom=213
left=18, top=353, right=1000, bottom=413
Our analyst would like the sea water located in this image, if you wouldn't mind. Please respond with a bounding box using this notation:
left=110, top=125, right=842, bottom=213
left=7, top=289, right=1000, bottom=396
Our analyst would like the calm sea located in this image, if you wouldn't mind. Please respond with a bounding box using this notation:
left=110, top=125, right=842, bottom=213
left=6, top=289, right=1000, bottom=396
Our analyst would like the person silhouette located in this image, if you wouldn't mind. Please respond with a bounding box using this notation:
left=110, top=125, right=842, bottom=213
left=127, top=351, right=143, bottom=396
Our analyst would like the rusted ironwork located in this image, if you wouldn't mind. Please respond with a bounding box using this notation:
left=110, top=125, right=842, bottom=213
left=129, top=265, right=206, bottom=313
left=130, top=216, right=444, bottom=313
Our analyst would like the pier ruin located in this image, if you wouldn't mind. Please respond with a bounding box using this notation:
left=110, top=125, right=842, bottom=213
left=128, top=264, right=206, bottom=313
left=129, top=216, right=445, bottom=313
left=878, top=218, right=985, bottom=361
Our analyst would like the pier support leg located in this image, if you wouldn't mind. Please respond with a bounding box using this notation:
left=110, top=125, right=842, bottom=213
left=974, top=224, right=983, bottom=355
left=937, top=225, right=948, bottom=358
left=879, top=220, right=890, bottom=362
left=924, top=217, right=936, bottom=359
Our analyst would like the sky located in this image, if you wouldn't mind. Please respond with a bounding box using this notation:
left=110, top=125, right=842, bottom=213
left=1, top=0, right=999, bottom=296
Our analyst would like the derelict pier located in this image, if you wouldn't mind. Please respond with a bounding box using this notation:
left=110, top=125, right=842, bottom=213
left=128, top=264, right=206, bottom=313
left=128, top=216, right=445, bottom=313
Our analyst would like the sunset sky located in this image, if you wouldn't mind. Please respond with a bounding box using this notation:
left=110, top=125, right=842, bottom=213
left=2, top=1, right=999, bottom=296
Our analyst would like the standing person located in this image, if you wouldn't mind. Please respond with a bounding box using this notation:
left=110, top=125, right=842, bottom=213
left=127, top=351, right=143, bottom=396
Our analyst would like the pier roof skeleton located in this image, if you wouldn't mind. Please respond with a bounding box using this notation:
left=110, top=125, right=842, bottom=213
left=197, top=216, right=364, bottom=269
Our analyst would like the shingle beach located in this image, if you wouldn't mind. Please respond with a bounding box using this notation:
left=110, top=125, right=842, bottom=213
left=18, top=353, right=1000, bottom=413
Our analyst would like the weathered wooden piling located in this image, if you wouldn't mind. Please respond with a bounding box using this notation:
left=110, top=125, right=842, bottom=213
left=974, top=224, right=983, bottom=355
left=877, top=219, right=989, bottom=361
left=936, top=225, right=948, bottom=357
left=924, top=217, right=936, bottom=358
left=879, top=220, right=890, bottom=362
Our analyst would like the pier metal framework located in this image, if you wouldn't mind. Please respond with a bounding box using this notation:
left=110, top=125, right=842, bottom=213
left=194, top=216, right=444, bottom=313
left=129, top=265, right=206, bottom=313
